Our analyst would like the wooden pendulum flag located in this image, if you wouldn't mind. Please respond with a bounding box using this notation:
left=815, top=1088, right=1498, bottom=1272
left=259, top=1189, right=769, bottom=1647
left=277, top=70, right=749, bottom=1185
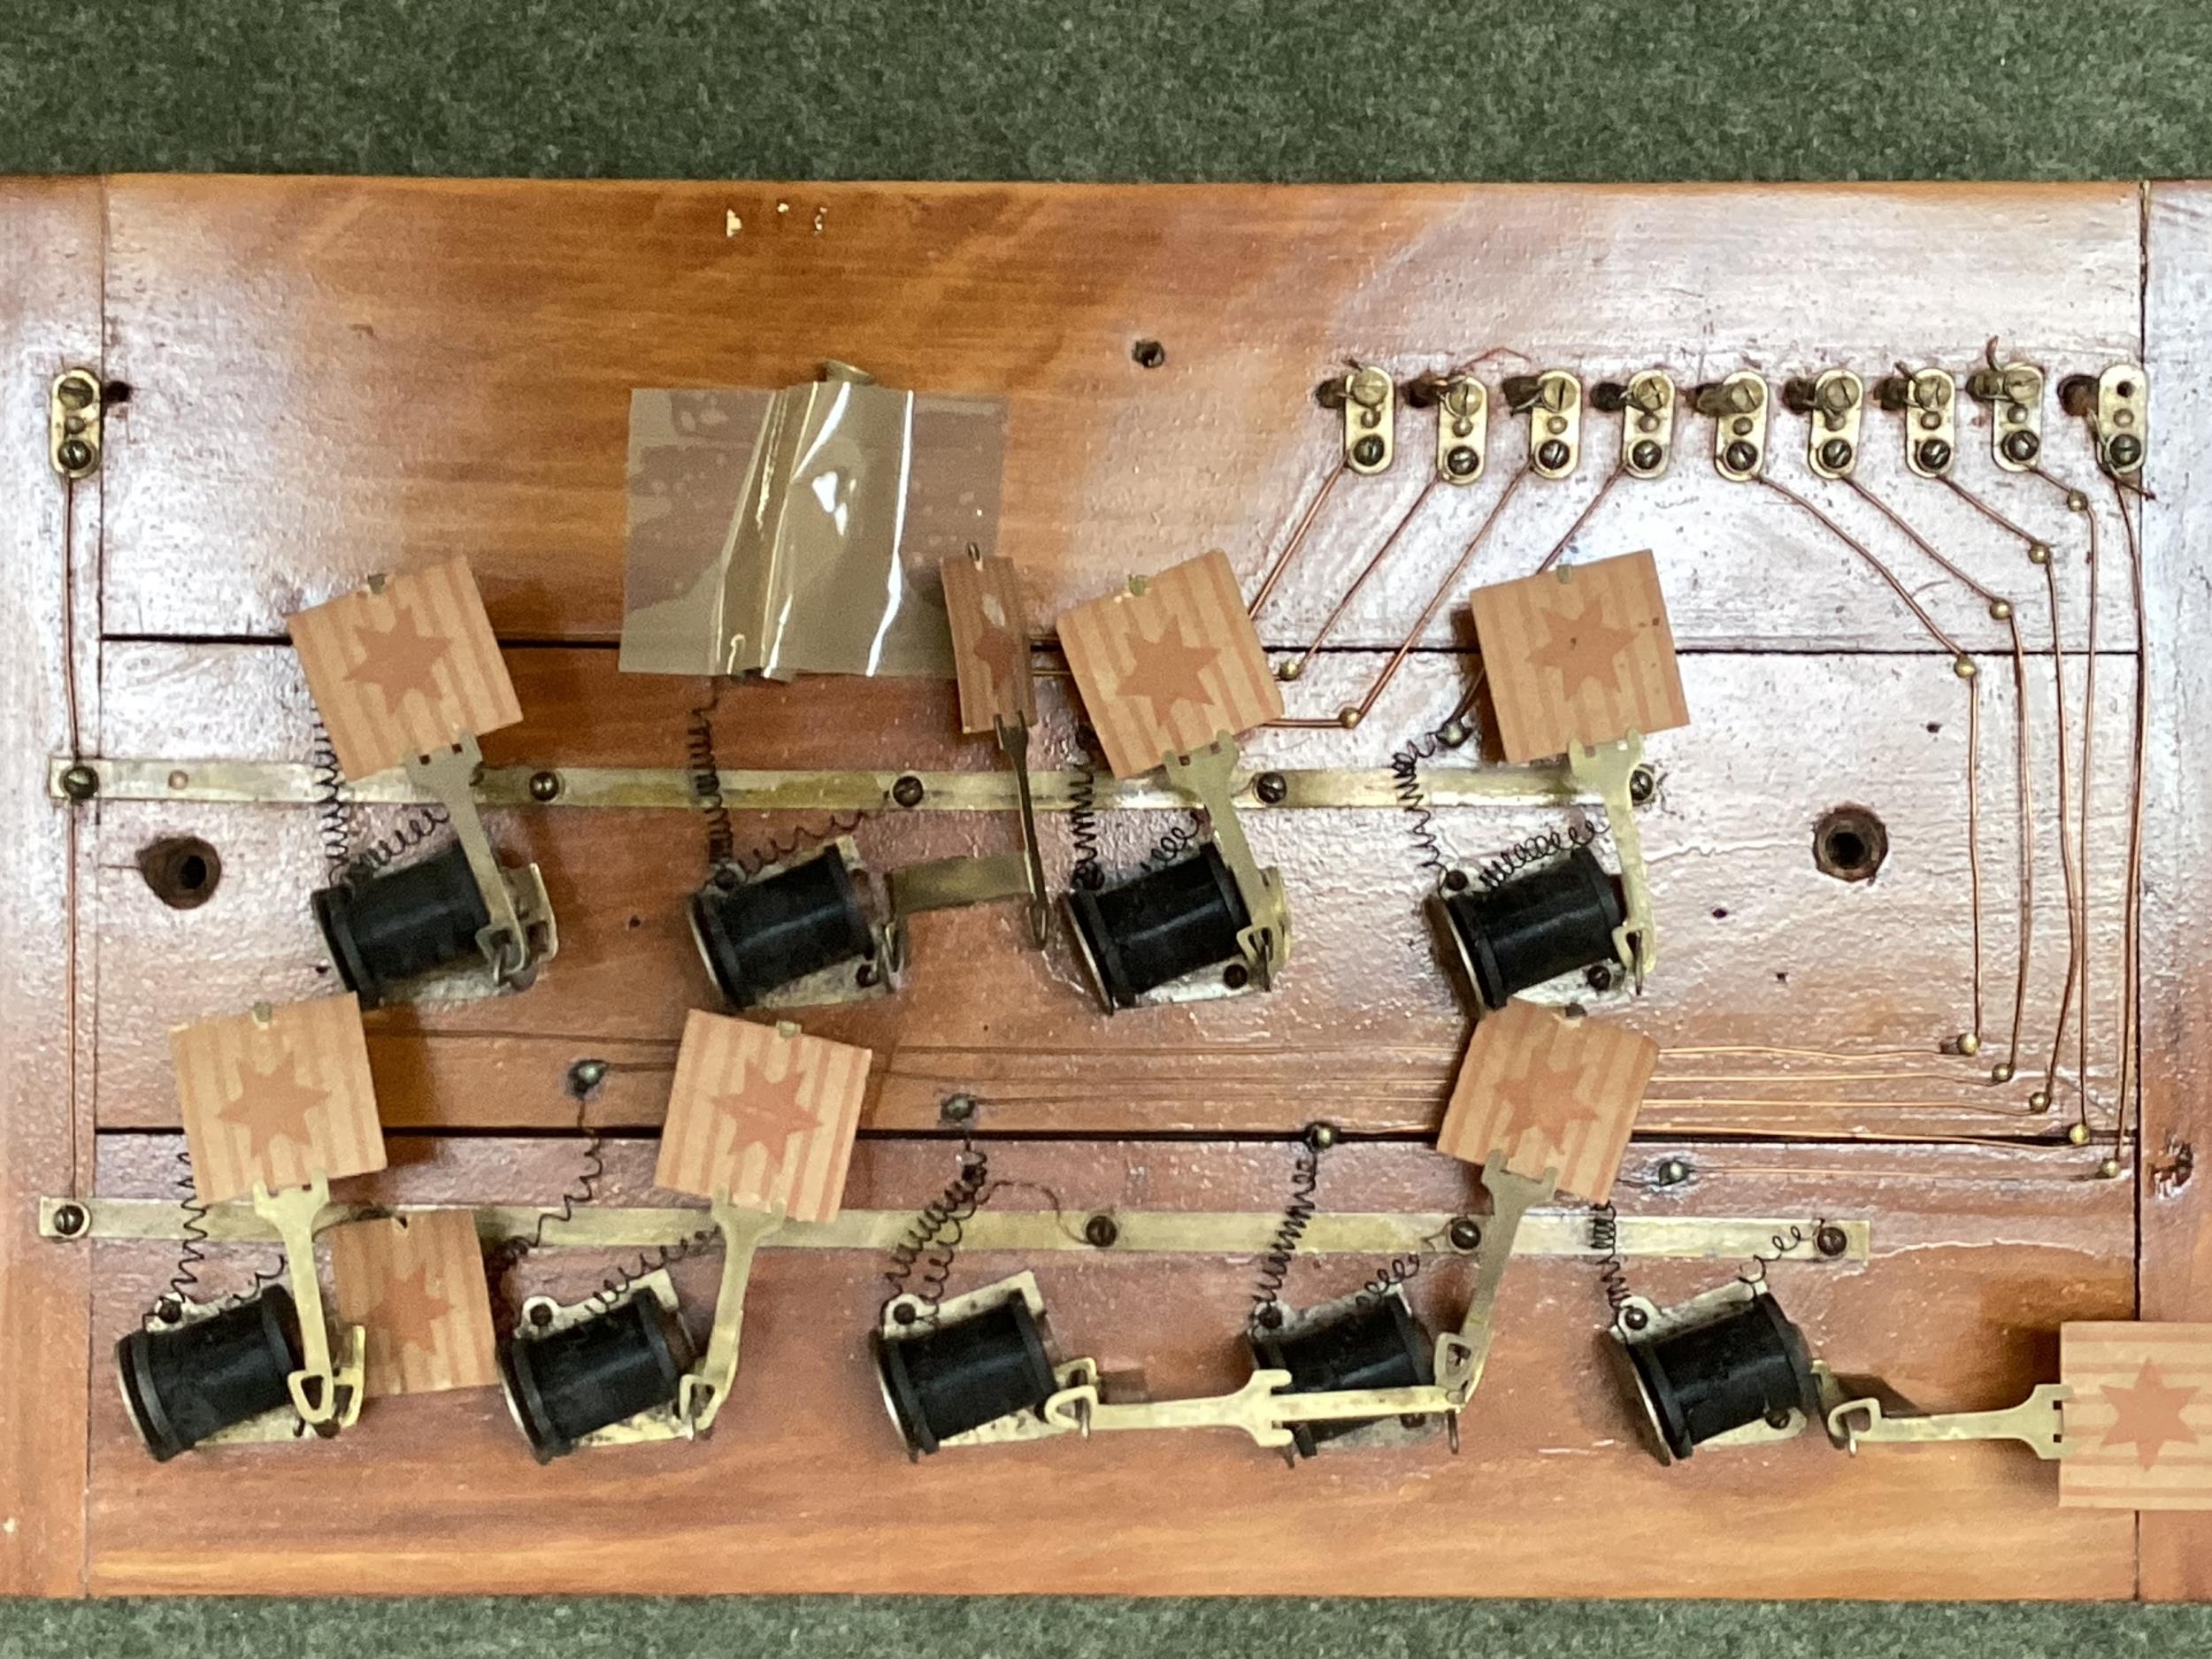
left=330, top=1210, right=502, bottom=1397
left=170, top=994, right=388, bottom=1206
left=1435, top=998, right=1659, bottom=1203
left=941, top=548, right=1038, bottom=734
left=1056, top=548, right=1284, bottom=778
left=287, top=554, right=523, bottom=780
left=1467, top=549, right=1690, bottom=764
left=655, top=1010, right=873, bottom=1222
left=2059, top=1322, right=2212, bottom=1510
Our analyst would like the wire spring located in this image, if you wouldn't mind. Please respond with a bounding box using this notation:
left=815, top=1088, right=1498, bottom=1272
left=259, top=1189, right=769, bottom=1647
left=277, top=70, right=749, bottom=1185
left=882, top=1138, right=995, bottom=1320
left=1738, top=1221, right=1822, bottom=1287
left=582, top=1222, right=725, bottom=1319
left=1249, top=1130, right=1327, bottom=1334
left=153, top=1147, right=281, bottom=1321
left=344, top=804, right=453, bottom=884
left=1144, top=818, right=1203, bottom=870
left=1356, top=1253, right=1424, bottom=1310
left=1474, top=818, right=1609, bottom=893
left=309, top=718, right=357, bottom=883
left=1067, top=732, right=1107, bottom=892
left=1389, top=732, right=1448, bottom=876
left=1589, top=1201, right=1632, bottom=1315
left=487, top=1101, right=605, bottom=1330
left=687, top=685, right=740, bottom=879
left=734, top=812, right=871, bottom=881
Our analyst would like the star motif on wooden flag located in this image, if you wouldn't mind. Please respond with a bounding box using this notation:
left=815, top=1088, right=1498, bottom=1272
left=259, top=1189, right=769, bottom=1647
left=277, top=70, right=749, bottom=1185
left=710, top=1057, right=818, bottom=1154
left=373, top=1258, right=455, bottom=1359
left=1487, top=1039, right=1601, bottom=1160
left=1525, top=593, right=1641, bottom=703
left=344, top=604, right=452, bottom=714
left=1121, top=614, right=1219, bottom=724
left=2097, top=1361, right=2202, bottom=1469
left=216, top=1050, right=329, bottom=1165
left=973, top=595, right=1025, bottom=703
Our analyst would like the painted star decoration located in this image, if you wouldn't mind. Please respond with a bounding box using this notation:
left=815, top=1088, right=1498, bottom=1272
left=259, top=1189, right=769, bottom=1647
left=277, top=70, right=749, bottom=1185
left=710, top=1057, right=820, bottom=1155
left=343, top=603, right=452, bottom=716
left=1485, top=1039, right=1602, bottom=1164
left=972, top=594, right=1027, bottom=709
left=373, top=1258, right=455, bottom=1360
left=1525, top=592, right=1642, bottom=705
left=2097, top=1361, right=2202, bottom=1469
left=216, top=1048, right=329, bottom=1167
left=1119, top=612, right=1220, bottom=725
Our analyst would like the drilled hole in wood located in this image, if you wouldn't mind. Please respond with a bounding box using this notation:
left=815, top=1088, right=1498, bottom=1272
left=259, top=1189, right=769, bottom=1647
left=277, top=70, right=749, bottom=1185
left=1131, top=339, right=1166, bottom=369
left=138, top=836, right=221, bottom=910
left=1814, top=806, right=1886, bottom=884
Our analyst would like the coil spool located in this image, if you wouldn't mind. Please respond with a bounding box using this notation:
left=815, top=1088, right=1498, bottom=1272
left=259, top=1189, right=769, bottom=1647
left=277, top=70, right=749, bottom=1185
left=1248, top=1290, right=1434, bottom=1460
left=1616, top=1288, right=1820, bottom=1463
left=1434, top=844, right=1624, bottom=1009
left=688, top=844, right=876, bottom=1009
left=502, top=1294, right=696, bottom=1463
left=875, top=1296, right=1056, bottom=1457
left=117, top=1287, right=304, bottom=1462
left=312, top=840, right=490, bottom=1010
left=1066, top=842, right=1251, bottom=1010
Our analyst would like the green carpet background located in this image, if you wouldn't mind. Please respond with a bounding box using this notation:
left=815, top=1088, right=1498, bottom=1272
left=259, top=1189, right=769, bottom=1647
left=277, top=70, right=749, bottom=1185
left=4, top=1, right=2211, bottom=1651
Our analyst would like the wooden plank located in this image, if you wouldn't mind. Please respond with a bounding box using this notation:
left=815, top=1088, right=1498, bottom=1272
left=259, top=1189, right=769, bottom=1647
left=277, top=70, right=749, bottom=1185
left=99, top=178, right=2143, bottom=654
left=90, top=643, right=2140, bottom=1141
left=2139, top=180, right=2212, bottom=1599
left=80, top=1134, right=2133, bottom=1598
left=0, top=177, right=102, bottom=1597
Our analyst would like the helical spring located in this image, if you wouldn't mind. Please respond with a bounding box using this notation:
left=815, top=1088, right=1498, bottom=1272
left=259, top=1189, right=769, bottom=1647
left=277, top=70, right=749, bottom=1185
left=582, top=1221, right=725, bottom=1319
left=1144, top=817, right=1203, bottom=870
left=1738, top=1221, right=1822, bottom=1286
left=882, top=1139, right=994, bottom=1319
left=1066, top=734, right=1107, bottom=892
left=737, top=812, right=870, bottom=880
left=487, top=1103, right=606, bottom=1329
left=309, top=719, right=357, bottom=882
left=154, top=1147, right=280, bottom=1321
left=344, top=804, right=453, bottom=883
left=687, top=685, right=739, bottom=879
left=1249, top=1128, right=1328, bottom=1334
left=1589, top=1201, right=1632, bottom=1316
left=1388, top=732, right=1448, bottom=877
left=1355, top=1252, right=1424, bottom=1310
left=1474, top=818, right=1609, bottom=893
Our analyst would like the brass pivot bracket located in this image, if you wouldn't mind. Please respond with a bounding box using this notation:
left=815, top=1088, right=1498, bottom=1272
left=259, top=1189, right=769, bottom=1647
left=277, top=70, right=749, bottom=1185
left=1159, top=734, right=1291, bottom=990
left=1566, top=732, right=1656, bottom=983
left=1594, top=372, right=1675, bottom=480
left=1407, top=371, right=1487, bottom=485
left=1040, top=1363, right=1455, bottom=1448
left=1504, top=370, right=1582, bottom=479
left=1784, top=370, right=1864, bottom=480
left=1818, top=1363, right=2070, bottom=1460
left=1434, top=1153, right=1557, bottom=1405
left=1318, top=364, right=1396, bottom=475
left=250, top=1175, right=365, bottom=1433
left=675, top=1195, right=786, bottom=1433
left=403, top=732, right=558, bottom=991
left=2059, top=364, right=2147, bottom=477
left=1694, top=373, right=1769, bottom=481
left=1875, top=366, right=1958, bottom=480
left=886, top=718, right=1048, bottom=971
left=1965, top=355, right=2046, bottom=472
left=50, top=368, right=105, bottom=480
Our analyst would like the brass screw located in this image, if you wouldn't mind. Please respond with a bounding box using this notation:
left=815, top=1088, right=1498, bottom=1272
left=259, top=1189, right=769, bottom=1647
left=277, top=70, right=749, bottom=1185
left=1628, top=764, right=1658, bottom=806
left=1447, top=1217, right=1483, bottom=1251
left=1536, top=438, right=1571, bottom=472
left=1916, top=438, right=1954, bottom=473
left=891, top=773, right=926, bottom=809
left=940, top=1092, right=976, bottom=1124
left=1084, top=1214, right=1120, bottom=1248
left=1630, top=440, right=1663, bottom=472
left=57, top=439, right=93, bottom=472
left=51, top=1202, right=88, bottom=1239
left=565, top=1057, right=609, bottom=1097
left=528, top=770, right=562, bottom=802
left=2108, top=434, right=2144, bottom=472
left=1655, top=1156, right=1691, bottom=1187
left=1819, top=438, right=1855, bottom=472
left=2001, top=429, right=2041, bottom=465
left=529, top=1302, right=556, bottom=1328
left=1724, top=440, right=1759, bottom=474
left=1305, top=1121, right=1340, bottom=1151
left=1445, top=445, right=1480, bottom=478
left=59, top=763, right=99, bottom=801
left=1815, top=1225, right=1849, bottom=1258
left=1254, top=771, right=1288, bottom=805
left=1351, top=434, right=1386, bottom=468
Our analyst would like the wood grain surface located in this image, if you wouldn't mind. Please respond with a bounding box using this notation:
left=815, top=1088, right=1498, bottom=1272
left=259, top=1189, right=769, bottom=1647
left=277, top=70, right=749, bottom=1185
left=328, top=1209, right=503, bottom=1397
left=0, top=173, right=2190, bottom=1600
left=655, top=1011, right=869, bottom=1218
left=1437, top=1001, right=1659, bottom=1203
left=171, top=994, right=386, bottom=1203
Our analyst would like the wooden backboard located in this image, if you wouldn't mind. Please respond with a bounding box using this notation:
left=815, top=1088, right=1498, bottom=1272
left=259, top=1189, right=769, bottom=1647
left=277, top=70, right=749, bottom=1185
left=5, top=173, right=2208, bottom=1602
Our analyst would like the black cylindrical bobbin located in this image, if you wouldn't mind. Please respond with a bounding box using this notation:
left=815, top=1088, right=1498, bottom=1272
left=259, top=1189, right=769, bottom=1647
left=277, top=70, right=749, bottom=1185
left=1621, top=1290, right=1820, bottom=1461
left=313, top=841, right=491, bottom=1010
left=1438, top=845, right=1624, bottom=1009
left=1067, top=843, right=1251, bottom=1009
left=876, top=1297, right=1056, bottom=1456
left=117, top=1286, right=304, bottom=1462
left=1249, top=1293, right=1434, bottom=1459
left=689, top=846, right=875, bottom=1009
left=502, top=1294, right=696, bottom=1463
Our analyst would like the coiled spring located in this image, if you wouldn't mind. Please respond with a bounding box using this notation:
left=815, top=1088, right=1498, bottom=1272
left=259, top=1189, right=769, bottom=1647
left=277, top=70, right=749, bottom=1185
left=1067, top=734, right=1107, bottom=892
left=582, top=1220, right=724, bottom=1319
left=1589, top=1201, right=1632, bottom=1315
left=1355, top=1253, right=1423, bottom=1310
left=487, top=1101, right=605, bottom=1329
left=1249, top=1127, right=1328, bottom=1333
left=310, top=719, right=356, bottom=882
left=737, top=812, right=870, bottom=881
left=1388, top=732, right=1448, bottom=876
left=1739, top=1221, right=1824, bottom=1286
left=1144, top=818, right=1203, bottom=871
left=1474, top=818, right=1608, bottom=892
left=882, top=1139, right=995, bottom=1320
left=687, top=685, right=739, bottom=879
left=153, top=1147, right=280, bottom=1321
left=345, top=804, right=453, bottom=883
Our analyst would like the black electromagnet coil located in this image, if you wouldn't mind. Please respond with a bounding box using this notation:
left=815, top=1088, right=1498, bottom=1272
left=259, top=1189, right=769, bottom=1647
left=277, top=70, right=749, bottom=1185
left=689, top=845, right=876, bottom=1008
left=502, top=1294, right=696, bottom=1463
left=117, top=1286, right=303, bottom=1462
left=1437, top=845, right=1624, bottom=1009
left=875, top=1296, right=1056, bottom=1457
left=313, top=841, right=490, bottom=1010
left=1249, top=1292, right=1434, bottom=1459
left=1622, top=1290, right=1820, bottom=1461
left=1067, top=843, right=1251, bottom=1009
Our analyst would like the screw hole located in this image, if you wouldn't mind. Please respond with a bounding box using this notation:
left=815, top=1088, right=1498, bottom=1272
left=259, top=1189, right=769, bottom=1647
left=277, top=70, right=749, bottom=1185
left=1131, top=339, right=1166, bottom=369
left=1814, top=806, right=1887, bottom=884
left=138, top=836, right=222, bottom=910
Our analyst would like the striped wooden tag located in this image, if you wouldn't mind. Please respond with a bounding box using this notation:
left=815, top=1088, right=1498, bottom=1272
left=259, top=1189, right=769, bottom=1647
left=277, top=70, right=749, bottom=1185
left=2059, top=1322, right=2212, bottom=1509
left=1468, top=549, right=1690, bottom=764
left=1435, top=999, right=1656, bottom=1202
left=329, top=1210, right=500, bottom=1397
left=288, top=555, right=523, bottom=780
left=941, top=549, right=1037, bottom=733
left=1056, top=549, right=1284, bottom=779
left=654, top=1011, right=872, bottom=1221
left=171, top=995, right=388, bottom=1205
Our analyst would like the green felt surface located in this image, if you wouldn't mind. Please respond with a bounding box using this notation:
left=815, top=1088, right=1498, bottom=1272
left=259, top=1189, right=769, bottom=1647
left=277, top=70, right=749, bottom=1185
left=4, top=0, right=2212, bottom=1646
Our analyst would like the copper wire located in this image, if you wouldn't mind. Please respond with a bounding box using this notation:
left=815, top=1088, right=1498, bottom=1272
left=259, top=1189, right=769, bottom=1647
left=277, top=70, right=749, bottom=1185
left=1274, top=473, right=1443, bottom=674
left=1247, top=463, right=1348, bottom=620
left=1532, top=466, right=1625, bottom=576
left=2110, top=472, right=2148, bottom=1156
